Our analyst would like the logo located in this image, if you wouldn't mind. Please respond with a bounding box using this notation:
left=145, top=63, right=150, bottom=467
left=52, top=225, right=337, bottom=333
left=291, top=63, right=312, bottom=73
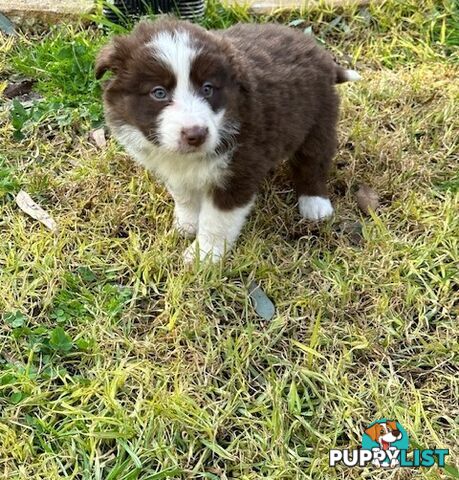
left=330, top=418, right=449, bottom=469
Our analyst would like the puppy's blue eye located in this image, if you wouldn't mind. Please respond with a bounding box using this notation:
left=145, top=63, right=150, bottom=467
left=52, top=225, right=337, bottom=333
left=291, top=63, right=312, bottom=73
left=151, top=87, right=168, bottom=101
left=201, top=83, right=213, bottom=98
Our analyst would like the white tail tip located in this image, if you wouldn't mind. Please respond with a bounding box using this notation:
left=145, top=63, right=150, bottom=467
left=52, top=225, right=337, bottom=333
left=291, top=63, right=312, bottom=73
left=345, top=69, right=361, bottom=81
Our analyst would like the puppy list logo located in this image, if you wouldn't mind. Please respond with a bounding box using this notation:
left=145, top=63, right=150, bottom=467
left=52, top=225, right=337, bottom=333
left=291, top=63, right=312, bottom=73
left=330, top=418, right=449, bottom=469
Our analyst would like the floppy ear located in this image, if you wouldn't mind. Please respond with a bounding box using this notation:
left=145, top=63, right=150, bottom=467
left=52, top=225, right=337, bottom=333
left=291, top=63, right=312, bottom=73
left=387, top=420, right=398, bottom=431
left=364, top=424, right=380, bottom=442
left=217, top=36, right=252, bottom=96
left=95, top=21, right=156, bottom=80
left=95, top=35, right=134, bottom=80
left=95, top=43, right=116, bottom=80
left=229, top=51, right=251, bottom=95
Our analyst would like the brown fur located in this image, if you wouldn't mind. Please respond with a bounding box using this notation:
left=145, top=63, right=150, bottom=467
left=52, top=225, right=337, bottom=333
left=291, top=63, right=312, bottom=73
left=365, top=421, right=399, bottom=442
left=96, top=19, right=349, bottom=210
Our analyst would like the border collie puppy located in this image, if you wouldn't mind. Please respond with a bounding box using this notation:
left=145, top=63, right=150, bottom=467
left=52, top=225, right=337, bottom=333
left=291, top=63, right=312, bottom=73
left=96, top=19, right=359, bottom=262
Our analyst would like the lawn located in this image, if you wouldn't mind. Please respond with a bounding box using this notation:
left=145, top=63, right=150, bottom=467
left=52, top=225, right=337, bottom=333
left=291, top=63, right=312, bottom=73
left=0, top=0, right=458, bottom=478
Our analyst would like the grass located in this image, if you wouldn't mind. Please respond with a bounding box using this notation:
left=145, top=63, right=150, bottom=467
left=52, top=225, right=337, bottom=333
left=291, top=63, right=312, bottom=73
left=0, top=0, right=458, bottom=478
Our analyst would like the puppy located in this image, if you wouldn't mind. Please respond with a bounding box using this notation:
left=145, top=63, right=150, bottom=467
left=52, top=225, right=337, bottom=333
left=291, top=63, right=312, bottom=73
left=96, top=19, right=359, bottom=262
left=365, top=421, right=402, bottom=468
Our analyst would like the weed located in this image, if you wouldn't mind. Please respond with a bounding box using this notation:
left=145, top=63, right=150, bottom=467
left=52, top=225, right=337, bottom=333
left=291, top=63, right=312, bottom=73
left=0, top=1, right=458, bottom=478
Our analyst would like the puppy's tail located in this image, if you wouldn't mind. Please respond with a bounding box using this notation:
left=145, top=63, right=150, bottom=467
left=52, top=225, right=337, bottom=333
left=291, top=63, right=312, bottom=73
left=335, top=66, right=361, bottom=84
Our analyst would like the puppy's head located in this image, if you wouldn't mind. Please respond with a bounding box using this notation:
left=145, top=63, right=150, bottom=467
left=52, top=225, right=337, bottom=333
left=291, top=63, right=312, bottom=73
left=96, top=19, right=245, bottom=155
left=384, top=421, right=402, bottom=442
left=365, top=421, right=402, bottom=444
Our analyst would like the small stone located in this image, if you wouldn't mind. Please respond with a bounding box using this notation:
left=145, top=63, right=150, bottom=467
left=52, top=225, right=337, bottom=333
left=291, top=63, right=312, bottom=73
left=356, top=184, right=379, bottom=215
left=89, top=128, right=107, bottom=149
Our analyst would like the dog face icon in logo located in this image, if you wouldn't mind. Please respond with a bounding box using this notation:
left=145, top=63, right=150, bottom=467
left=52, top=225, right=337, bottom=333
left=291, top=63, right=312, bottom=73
left=362, top=419, right=409, bottom=468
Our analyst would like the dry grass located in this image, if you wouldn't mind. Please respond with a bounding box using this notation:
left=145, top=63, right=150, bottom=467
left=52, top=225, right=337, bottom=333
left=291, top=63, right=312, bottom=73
left=0, top=0, right=458, bottom=478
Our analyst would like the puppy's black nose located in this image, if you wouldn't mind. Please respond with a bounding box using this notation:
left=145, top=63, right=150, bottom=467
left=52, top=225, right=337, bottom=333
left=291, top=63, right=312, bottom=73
left=181, top=126, right=208, bottom=147
left=392, top=430, right=401, bottom=437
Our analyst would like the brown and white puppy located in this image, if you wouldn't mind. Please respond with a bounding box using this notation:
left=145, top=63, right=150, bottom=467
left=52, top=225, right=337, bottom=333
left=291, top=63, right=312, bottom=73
left=365, top=421, right=402, bottom=468
left=365, top=421, right=402, bottom=451
left=96, top=19, right=359, bottom=262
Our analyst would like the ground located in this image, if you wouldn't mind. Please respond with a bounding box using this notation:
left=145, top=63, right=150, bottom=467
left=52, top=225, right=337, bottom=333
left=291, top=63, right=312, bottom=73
left=0, top=1, right=458, bottom=479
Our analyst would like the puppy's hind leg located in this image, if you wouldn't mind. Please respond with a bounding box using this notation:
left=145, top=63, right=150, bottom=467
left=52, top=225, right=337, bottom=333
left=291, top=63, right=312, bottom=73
left=289, top=122, right=336, bottom=221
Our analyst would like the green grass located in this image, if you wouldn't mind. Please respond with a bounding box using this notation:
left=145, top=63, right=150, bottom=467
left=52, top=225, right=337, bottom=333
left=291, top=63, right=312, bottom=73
left=0, top=0, right=458, bottom=478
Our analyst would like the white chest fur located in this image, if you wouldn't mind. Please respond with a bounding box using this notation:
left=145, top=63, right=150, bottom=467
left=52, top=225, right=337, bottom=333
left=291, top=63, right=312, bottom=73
left=112, top=124, right=230, bottom=193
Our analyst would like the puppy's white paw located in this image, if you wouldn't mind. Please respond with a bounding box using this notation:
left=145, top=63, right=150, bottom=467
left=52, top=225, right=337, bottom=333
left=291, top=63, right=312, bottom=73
left=183, top=240, right=224, bottom=264
left=173, top=209, right=198, bottom=238
left=173, top=216, right=197, bottom=238
left=299, top=195, right=334, bottom=221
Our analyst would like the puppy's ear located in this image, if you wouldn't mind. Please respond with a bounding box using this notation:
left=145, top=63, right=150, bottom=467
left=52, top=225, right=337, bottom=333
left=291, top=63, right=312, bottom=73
left=364, top=424, right=380, bottom=442
left=229, top=53, right=251, bottom=95
left=95, top=36, right=133, bottom=80
left=95, top=43, right=116, bottom=79
left=387, top=420, right=397, bottom=431
left=95, top=21, right=156, bottom=79
left=218, top=37, right=251, bottom=96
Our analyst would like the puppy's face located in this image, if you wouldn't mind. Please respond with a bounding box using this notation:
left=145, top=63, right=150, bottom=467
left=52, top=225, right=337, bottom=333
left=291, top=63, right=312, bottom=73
left=365, top=421, right=402, bottom=445
left=96, top=21, right=242, bottom=155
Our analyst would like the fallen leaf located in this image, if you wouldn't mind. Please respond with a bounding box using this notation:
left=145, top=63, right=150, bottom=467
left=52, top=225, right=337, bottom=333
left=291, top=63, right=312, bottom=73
left=15, top=190, right=58, bottom=232
left=89, top=128, right=106, bottom=149
left=356, top=184, right=379, bottom=215
left=0, top=13, right=16, bottom=36
left=248, top=281, right=275, bottom=321
left=3, top=79, right=35, bottom=99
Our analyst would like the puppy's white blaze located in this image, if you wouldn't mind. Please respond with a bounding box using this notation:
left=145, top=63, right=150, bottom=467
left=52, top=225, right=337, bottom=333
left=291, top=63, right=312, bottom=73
left=299, top=195, right=334, bottom=221
left=150, top=30, right=197, bottom=85
left=149, top=30, right=224, bottom=153
left=184, top=198, right=254, bottom=262
left=345, top=69, right=361, bottom=82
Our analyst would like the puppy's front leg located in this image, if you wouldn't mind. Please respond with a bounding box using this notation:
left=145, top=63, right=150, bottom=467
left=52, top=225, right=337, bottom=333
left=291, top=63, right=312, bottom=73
left=167, top=184, right=201, bottom=238
left=184, top=195, right=254, bottom=263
